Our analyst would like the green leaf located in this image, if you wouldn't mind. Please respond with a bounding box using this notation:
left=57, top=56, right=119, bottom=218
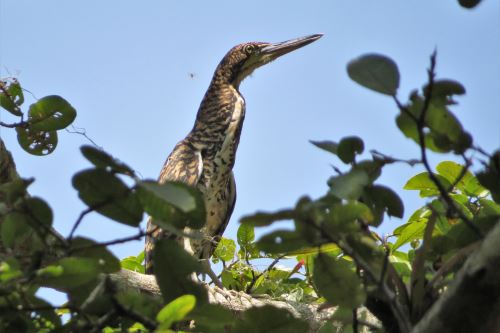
left=0, top=177, right=33, bottom=205
left=287, top=243, right=341, bottom=256
left=72, top=168, right=143, bottom=226
left=389, top=251, right=412, bottom=279
left=347, top=54, right=400, bottom=96
left=38, top=257, right=102, bottom=289
left=396, top=112, right=420, bottom=146
left=449, top=194, right=473, bottom=220
left=115, top=291, right=162, bottom=323
left=0, top=259, right=22, bottom=282
left=220, top=268, right=241, bottom=290
left=427, top=79, right=466, bottom=98
left=1, top=212, right=31, bottom=248
left=325, top=201, right=372, bottom=233
left=392, top=220, right=426, bottom=251
left=137, top=181, right=205, bottom=229
left=153, top=238, right=207, bottom=304
left=240, top=209, right=295, bottom=227
left=156, top=294, right=196, bottom=329
left=121, top=252, right=145, bottom=273
left=310, top=140, right=338, bottom=155
left=476, top=151, right=500, bottom=203
left=2, top=198, right=53, bottom=244
left=233, top=305, right=309, bottom=333
left=329, top=306, right=356, bottom=324
left=237, top=223, right=255, bottom=248
left=16, top=126, right=58, bottom=156
left=364, top=185, right=404, bottom=222
left=0, top=79, right=23, bottom=116
left=313, top=254, right=365, bottom=308
left=436, top=161, right=487, bottom=196
left=256, top=230, right=309, bottom=254
left=213, top=237, right=236, bottom=262
left=120, top=257, right=145, bottom=273
left=478, top=199, right=500, bottom=217
left=337, top=136, right=364, bottom=164
left=328, top=169, right=370, bottom=200
left=355, top=160, right=383, bottom=182
left=430, top=217, right=495, bottom=256
left=395, top=92, right=471, bottom=153
left=80, top=145, right=135, bottom=176
left=70, top=237, right=121, bottom=273
left=188, top=304, right=235, bottom=332
left=425, top=104, right=469, bottom=153
left=23, top=197, right=53, bottom=227
left=28, top=95, right=76, bottom=131
left=404, top=172, right=452, bottom=197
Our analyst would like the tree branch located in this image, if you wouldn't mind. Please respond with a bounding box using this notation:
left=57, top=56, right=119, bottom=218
left=414, top=52, right=482, bottom=238
left=109, top=269, right=368, bottom=332
left=412, top=219, right=500, bottom=333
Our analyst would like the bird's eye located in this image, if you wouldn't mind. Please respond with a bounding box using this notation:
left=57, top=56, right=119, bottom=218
left=243, top=45, right=254, bottom=54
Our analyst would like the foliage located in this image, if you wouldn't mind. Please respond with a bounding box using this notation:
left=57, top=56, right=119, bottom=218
left=0, top=4, right=496, bottom=330
left=0, top=78, right=76, bottom=156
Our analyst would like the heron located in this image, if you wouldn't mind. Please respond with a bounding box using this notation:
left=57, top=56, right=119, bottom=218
left=145, top=34, right=323, bottom=274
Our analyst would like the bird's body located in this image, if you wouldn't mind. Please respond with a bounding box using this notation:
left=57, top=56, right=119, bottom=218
left=145, top=34, right=322, bottom=274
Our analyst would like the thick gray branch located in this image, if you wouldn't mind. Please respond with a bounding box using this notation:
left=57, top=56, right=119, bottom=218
left=412, top=219, right=500, bottom=333
left=110, top=269, right=379, bottom=332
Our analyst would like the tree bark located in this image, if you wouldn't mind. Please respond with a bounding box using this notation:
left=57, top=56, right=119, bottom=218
left=111, top=269, right=342, bottom=332
left=412, top=219, right=500, bottom=333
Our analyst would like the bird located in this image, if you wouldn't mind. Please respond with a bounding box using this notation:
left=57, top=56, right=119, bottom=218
left=144, top=34, right=323, bottom=274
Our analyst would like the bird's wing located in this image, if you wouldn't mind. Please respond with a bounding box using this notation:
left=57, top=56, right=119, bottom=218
left=158, top=141, right=203, bottom=186
left=208, top=171, right=236, bottom=258
left=145, top=141, right=202, bottom=274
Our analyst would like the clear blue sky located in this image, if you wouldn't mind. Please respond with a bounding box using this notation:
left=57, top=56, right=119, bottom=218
left=1, top=1, right=499, bottom=303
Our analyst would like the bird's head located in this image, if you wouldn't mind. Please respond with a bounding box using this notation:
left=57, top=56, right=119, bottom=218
left=215, top=33, right=323, bottom=88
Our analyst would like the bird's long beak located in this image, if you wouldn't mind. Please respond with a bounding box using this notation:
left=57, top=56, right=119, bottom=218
left=237, top=33, right=323, bottom=86
left=260, top=34, right=323, bottom=60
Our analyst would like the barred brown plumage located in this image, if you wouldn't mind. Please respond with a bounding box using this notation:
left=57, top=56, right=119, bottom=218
left=144, top=34, right=323, bottom=274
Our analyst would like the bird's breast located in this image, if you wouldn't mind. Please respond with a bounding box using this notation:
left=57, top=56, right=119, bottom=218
left=196, top=90, right=244, bottom=234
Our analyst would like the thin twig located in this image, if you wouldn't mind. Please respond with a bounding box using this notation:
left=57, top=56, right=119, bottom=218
left=379, top=246, right=390, bottom=289
left=472, top=145, right=492, bottom=159
left=393, top=95, right=418, bottom=122
left=370, top=150, right=421, bottom=167
left=415, top=52, right=482, bottom=238
left=22, top=206, right=69, bottom=248
left=308, top=220, right=412, bottom=332
left=201, top=260, right=224, bottom=289
left=246, top=254, right=286, bottom=293
left=446, top=155, right=472, bottom=192
left=65, top=125, right=101, bottom=148
left=68, top=206, right=95, bottom=241
left=68, top=229, right=149, bottom=254
left=0, top=121, right=26, bottom=128
left=88, top=310, right=117, bottom=333
left=68, top=197, right=131, bottom=241
left=410, top=210, right=437, bottom=322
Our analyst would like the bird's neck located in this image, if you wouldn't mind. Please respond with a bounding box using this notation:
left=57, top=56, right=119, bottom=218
left=188, top=80, right=245, bottom=149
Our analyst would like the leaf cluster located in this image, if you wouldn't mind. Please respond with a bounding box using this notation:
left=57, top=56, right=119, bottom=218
left=1, top=78, right=76, bottom=155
